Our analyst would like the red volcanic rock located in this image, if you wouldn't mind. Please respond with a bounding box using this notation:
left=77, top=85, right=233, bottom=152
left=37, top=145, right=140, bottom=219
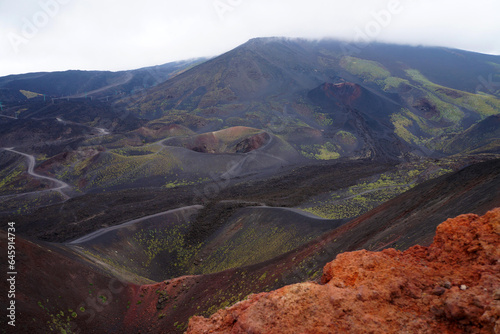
left=322, top=82, right=362, bottom=105
left=235, top=132, right=270, bottom=153
left=190, top=132, right=219, bottom=153
left=183, top=127, right=270, bottom=153
left=187, top=209, right=500, bottom=334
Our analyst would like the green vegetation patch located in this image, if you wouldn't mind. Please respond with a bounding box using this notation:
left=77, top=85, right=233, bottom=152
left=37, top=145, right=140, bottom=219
left=390, top=107, right=462, bottom=149
left=37, top=300, right=74, bottom=333
left=19, top=89, right=42, bottom=99
left=335, top=131, right=357, bottom=146
left=164, top=176, right=208, bottom=189
left=314, top=112, right=333, bottom=127
left=70, top=149, right=181, bottom=190
left=382, top=76, right=410, bottom=91
left=112, top=146, right=160, bottom=156
left=300, top=142, right=340, bottom=160
left=405, top=69, right=500, bottom=117
left=133, top=224, right=201, bottom=268
left=390, top=112, right=421, bottom=145
left=301, top=160, right=455, bottom=220
left=0, top=165, right=26, bottom=193
left=340, top=56, right=390, bottom=81
left=191, top=217, right=321, bottom=275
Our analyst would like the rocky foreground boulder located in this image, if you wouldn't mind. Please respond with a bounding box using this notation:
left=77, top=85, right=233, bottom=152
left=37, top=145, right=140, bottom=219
left=187, top=208, right=500, bottom=333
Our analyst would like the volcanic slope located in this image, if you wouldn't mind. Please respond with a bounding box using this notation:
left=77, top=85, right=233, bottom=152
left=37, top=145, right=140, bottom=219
left=40, top=126, right=298, bottom=193
left=0, top=58, right=205, bottom=105
left=442, top=114, right=500, bottom=154
left=2, top=158, right=499, bottom=333
left=0, top=229, right=141, bottom=334
left=0, top=98, right=142, bottom=154
left=0, top=39, right=499, bottom=333
left=1, top=39, right=499, bottom=215
left=2, top=157, right=395, bottom=243
left=187, top=208, right=500, bottom=334
left=98, top=158, right=500, bottom=333
left=68, top=205, right=346, bottom=282
left=125, top=38, right=500, bottom=159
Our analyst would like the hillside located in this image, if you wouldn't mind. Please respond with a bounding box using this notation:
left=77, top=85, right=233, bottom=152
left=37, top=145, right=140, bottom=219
left=1, top=158, right=499, bottom=333
left=187, top=208, right=500, bottom=334
left=0, top=38, right=500, bottom=334
left=1, top=39, right=499, bottom=202
left=0, top=59, right=205, bottom=105
left=123, top=38, right=500, bottom=159
left=68, top=205, right=346, bottom=282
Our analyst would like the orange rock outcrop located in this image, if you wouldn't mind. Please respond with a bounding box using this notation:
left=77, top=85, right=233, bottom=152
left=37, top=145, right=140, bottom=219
left=187, top=209, right=500, bottom=333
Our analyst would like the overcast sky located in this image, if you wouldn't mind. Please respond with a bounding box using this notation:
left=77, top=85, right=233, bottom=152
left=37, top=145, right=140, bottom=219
left=0, top=0, right=499, bottom=77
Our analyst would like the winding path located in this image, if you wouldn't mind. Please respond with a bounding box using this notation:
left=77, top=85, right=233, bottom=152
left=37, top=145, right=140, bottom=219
left=66, top=204, right=340, bottom=247
left=0, top=114, right=17, bottom=120
left=2, top=147, right=70, bottom=200
left=56, top=117, right=110, bottom=136
left=68, top=205, right=204, bottom=244
left=61, top=72, right=134, bottom=99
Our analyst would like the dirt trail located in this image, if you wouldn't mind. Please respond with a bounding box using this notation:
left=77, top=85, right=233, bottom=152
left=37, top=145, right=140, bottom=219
left=67, top=205, right=204, bottom=244
left=62, top=72, right=134, bottom=98
left=56, top=117, right=110, bottom=135
left=2, top=147, right=70, bottom=200
left=0, top=114, right=17, bottom=119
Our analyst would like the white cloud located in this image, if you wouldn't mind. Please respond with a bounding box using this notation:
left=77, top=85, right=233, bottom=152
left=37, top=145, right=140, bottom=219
left=0, top=0, right=499, bottom=76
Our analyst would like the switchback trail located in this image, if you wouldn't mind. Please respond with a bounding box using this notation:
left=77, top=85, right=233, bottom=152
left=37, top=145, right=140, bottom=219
left=2, top=147, right=71, bottom=200
left=56, top=117, right=110, bottom=135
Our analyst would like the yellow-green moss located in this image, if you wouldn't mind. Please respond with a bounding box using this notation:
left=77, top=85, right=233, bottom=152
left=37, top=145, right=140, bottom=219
left=19, top=90, right=42, bottom=99
left=340, top=56, right=390, bottom=81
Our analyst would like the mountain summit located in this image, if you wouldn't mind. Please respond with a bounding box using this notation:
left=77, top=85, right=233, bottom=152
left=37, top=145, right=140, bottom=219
left=123, top=38, right=500, bottom=159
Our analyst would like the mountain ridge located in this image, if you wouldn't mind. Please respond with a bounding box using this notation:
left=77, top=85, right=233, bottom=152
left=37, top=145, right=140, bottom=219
left=1, top=37, right=500, bottom=334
